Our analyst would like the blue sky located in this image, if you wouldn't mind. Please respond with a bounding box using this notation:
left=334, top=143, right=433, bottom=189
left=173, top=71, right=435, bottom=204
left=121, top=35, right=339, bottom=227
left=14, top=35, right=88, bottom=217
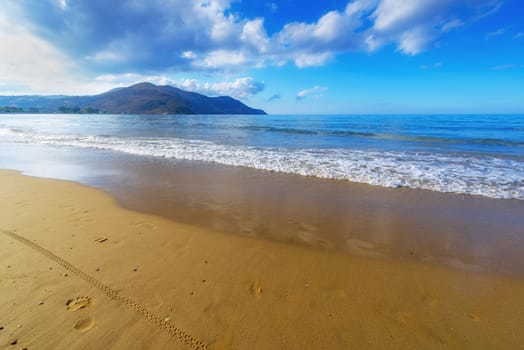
left=0, top=0, right=523, bottom=113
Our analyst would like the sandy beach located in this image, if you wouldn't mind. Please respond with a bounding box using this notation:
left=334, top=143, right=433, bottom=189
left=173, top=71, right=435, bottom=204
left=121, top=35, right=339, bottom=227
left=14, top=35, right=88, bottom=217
left=2, top=169, right=524, bottom=349
left=2, top=0, right=523, bottom=348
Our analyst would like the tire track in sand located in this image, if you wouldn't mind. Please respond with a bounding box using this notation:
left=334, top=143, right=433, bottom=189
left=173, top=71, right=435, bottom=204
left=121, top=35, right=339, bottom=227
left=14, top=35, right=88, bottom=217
left=1, top=229, right=208, bottom=350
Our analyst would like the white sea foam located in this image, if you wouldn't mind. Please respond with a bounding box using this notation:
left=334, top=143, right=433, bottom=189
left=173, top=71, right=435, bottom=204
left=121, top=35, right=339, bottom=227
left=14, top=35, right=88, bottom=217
left=2, top=128, right=523, bottom=200
left=0, top=127, right=16, bottom=136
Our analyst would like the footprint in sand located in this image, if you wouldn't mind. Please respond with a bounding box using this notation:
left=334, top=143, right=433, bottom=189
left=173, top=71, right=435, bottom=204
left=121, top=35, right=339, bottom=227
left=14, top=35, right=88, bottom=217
left=134, top=221, right=157, bottom=230
left=66, top=296, right=92, bottom=311
left=300, top=223, right=318, bottom=232
left=468, top=313, right=481, bottom=322
left=74, top=316, right=95, bottom=332
left=249, top=281, right=263, bottom=297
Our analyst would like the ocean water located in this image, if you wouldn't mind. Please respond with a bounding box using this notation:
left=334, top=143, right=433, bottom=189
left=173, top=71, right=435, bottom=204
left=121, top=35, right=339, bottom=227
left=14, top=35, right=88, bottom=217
left=0, top=114, right=522, bottom=200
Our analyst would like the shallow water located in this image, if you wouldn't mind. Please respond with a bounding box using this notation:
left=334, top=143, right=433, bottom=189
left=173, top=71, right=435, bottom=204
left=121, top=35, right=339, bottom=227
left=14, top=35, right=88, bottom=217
left=1, top=113, right=523, bottom=199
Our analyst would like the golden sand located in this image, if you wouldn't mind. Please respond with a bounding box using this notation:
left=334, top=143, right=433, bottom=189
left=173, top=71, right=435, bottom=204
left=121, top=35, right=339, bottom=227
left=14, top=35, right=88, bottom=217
left=1, top=170, right=524, bottom=349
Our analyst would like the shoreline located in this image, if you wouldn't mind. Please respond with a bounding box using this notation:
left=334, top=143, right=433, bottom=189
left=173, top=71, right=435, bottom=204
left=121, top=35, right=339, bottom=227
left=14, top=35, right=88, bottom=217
left=1, top=113, right=522, bottom=202
left=2, top=151, right=524, bottom=279
left=1, top=170, right=524, bottom=349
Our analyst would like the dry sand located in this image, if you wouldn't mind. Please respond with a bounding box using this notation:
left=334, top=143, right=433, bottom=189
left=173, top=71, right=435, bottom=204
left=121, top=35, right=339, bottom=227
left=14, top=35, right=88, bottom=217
left=1, top=170, right=524, bottom=349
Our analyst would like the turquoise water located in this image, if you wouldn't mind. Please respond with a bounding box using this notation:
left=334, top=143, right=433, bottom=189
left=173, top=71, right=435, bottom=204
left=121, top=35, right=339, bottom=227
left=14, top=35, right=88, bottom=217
left=1, top=114, right=523, bottom=199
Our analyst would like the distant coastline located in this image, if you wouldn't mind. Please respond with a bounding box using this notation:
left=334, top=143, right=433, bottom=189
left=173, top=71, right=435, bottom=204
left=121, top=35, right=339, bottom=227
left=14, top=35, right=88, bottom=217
left=0, top=106, right=99, bottom=114
left=0, top=82, right=266, bottom=115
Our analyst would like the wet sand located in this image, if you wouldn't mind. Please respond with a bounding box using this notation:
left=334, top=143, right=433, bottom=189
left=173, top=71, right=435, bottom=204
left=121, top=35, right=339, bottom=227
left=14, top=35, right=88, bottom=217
left=1, top=142, right=523, bottom=278
left=98, top=159, right=524, bottom=278
left=2, top=170, right=524, bottom=349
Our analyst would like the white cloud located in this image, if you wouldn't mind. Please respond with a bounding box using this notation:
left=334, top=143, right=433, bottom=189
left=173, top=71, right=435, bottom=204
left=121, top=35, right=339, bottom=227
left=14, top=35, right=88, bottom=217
left=441, top=19, right=464, bottom=32
left=294, top=52, right=333, bottom=68
left=206, top=78, right=265, bottom=99
left=296, top=86, right=328, bottom=101
left=210, top=15, right=236, bottom=42
left=196, top=50, right=248, bottom=69
left=398, top=27, right=433, bottom=55
left=486, top=27, right=507, bottom=38
left=514, top=32, right=524, bottom=39
left=179, top=78, right=201, bottom=91
left=241, top=18, right=270, bottom=53
left=345, top=0, right=378, bottom=16
left=365, top=34, right=381, bottom=52
left=278, top=4, right=369, bottom=46
left=313, top=11, right=348, bottom=41
left=372, top=0, right=434, bottom=32
left=272, top=4, right=369, bottom=68
left=369, top=0, right=459, bottom=53
left=181, top=51, right=197, bottom=59
left=57, top=0, right=67, bottom=10
left=178, top=77, right=265, bottom=99
left=271, top=0, right=494, bottom=67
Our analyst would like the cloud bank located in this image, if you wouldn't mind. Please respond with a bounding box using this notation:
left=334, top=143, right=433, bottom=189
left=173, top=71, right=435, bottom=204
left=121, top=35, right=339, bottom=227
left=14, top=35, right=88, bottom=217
left=179, top=77, right=265, bottom=99
left=6, top=0, right=502, bottom=70
left=0, top=0, right=503, bottom=94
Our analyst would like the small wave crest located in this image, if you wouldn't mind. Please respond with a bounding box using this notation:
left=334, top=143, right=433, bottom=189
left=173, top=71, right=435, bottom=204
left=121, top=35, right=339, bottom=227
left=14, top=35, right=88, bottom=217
left=0, top=127, right=18, bottom=136
left=238, top=125, right=377, bottom=137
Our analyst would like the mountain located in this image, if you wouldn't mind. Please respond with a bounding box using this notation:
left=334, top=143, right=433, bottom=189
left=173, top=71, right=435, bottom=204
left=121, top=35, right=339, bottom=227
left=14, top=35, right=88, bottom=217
left=0, top=82, right=266, bottom=115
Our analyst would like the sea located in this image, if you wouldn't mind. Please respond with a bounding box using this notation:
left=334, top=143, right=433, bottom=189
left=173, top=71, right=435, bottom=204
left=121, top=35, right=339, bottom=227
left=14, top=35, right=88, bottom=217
left=0, top=113, right=523, bottom=200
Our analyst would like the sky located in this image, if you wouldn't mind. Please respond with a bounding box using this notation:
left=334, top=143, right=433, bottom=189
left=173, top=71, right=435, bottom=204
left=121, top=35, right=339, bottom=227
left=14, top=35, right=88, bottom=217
left=0, top=0, right=523, bottom=114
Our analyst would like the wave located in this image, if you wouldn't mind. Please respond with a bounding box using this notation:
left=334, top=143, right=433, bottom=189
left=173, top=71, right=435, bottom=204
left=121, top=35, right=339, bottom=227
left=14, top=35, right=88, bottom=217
left=1, top=127, right=522, bottom=200
left=234, top=126, right=523, bottom=147
left=0, top=127, right=19, bottom=136
left=384, top=135, right=524, bottom=147
left=237, top=125, right=377, bottom=137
